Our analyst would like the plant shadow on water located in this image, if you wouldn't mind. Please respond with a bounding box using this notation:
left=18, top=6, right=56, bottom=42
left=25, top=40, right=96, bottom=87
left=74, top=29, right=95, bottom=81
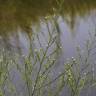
left=0, top=0, right=96, bottom=96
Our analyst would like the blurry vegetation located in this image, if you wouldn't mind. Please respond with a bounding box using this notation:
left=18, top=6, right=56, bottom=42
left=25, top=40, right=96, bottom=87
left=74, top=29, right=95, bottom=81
left=0, top=0, right=96, bottom=96
left=0, top=0, right=96, bottom=50
left=0, top=0, right=96, bottom=35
